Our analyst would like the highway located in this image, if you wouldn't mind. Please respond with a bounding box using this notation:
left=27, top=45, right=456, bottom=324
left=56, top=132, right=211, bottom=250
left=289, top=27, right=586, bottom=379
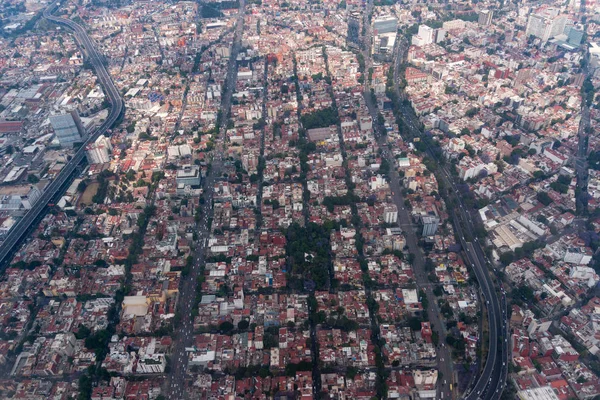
left=389, top=28, right=508, bottom=400
left=359, top=4, right=454, bottom=399
left=0, top=4, right=124, bottom=268
left=164, top=2, right=245, bottom=398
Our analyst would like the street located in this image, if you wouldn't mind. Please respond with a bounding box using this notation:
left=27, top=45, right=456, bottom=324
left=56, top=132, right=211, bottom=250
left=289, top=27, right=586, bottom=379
left=0, top=3, right=125, bottom=269
left=164, top=1, right=245, bottom=398
left=360, top=7, right=454, bottom=398
left=383, top=19, right=508, bottom=400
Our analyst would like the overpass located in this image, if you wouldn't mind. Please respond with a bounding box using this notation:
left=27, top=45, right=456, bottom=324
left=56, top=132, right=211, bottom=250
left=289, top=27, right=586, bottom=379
left=390, top=34, right=508, bottom=400
left=0, top=4, right=124, bottom=268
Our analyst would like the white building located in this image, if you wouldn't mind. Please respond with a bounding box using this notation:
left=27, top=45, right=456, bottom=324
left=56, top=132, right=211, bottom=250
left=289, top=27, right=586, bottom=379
left=50, top=333, right=77, bottom=357
left=569, top=266, right=599, bottom=287
left=413, top=369, right=438, bottom=399
left=402, top=289, right=419, bottom=305
left=384, top=204, right=398, bottom=224
left=527, top=319, right=551, bottom=337
left=525, top=8, right=567, bottom=42
left=359, top=116, right=372, bottom=131
left=412, top=25, right=435, bottom=46
left=176, top=165, right=201, bottom=187
left=86, top=135, right=112, bottom=164
left=563, top=247, right=592, bottom=265
left=517, top=386, right=559, bottom=400
left=370, top=175, right=387, bottom=191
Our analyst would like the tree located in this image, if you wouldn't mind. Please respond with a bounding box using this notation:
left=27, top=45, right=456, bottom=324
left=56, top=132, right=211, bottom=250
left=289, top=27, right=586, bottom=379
left=75, top=325, right=91, bottom=340
left=499, top=251, right=514, bottom=266
left=408, top=316, right=422, bottom=330
left=536, top=191, right=553, bottom=206
left=346, top=366, right=358, bottom=380
left=465, top=107, right=479, bottom=117
left=300, top=107, right=339, bottom=130
left=77, top=180, right=88, bottom=193
left=237, top=320, right=249, bottom=330
left=219, top=321, right=234, bottom=333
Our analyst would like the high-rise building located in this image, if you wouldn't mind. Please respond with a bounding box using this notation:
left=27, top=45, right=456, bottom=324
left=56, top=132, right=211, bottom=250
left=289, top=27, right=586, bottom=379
left=86, top=135, right=112, bottom=164
left=347, top=12, right=361, bottom=48
left=373, top=16, right=398, bottom=34
left=384, top=204, right=398, bottom=224
left=411, top=25, right=435, bottom=47
left=176, top=165, right=202, bottom=187
left=525, top=8, right=567, bottom=42
left=566, top=26, right=584, bottom=45
left=50, top=111, right=85, bottom=148
left=478, top=9, right=493, bottom=26
left=422, top=215, right=439, bottom=236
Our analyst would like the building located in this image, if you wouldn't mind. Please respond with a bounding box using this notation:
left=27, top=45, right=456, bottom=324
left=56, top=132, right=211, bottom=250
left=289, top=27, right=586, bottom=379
left=442, top=19, right=466, bottom=31
left=0, top=185, right=42, bottom=211
left=384, top=204, right=398, bottom=224
left=51, top=333, right=77, bottom=357
left=136, top=339, right=167, bottom=374
left=569, top=266, right=598, bottom=285
left=0, top=120, right=23, bottom=134
left=525, top=8, right=567, bottom=42
left=86, top=135, right=112, bottom=164
left=590, top=42, right=600, bottom=69
left=373, top=33, right=397, bottom=58
left=478, top=9, right=493, bottom=26
left=373, top=16, right=397, bottom=34
left=413, top=369, right=437, bottom=398
left=565, top=25, right=584, bottom=45
left=528, top=319, right=551, bottom=336
left=422, top=215, right=439, bottom=236
left=517, top=386, right=560, bottom=400
left=2, top=165, right=27, bottom=184
left=307, top=126, right=335, bottom=142
left=412, top=25, right=435, bottom=46
left=563, top=247, right=593, bottom=265
left=359, top=116, right=372, bottom=131
left=49, top=111, right=85, bottom=148
left=347, top=12, right=361, bottom=48
left=176, top=165, right=201, bottom=187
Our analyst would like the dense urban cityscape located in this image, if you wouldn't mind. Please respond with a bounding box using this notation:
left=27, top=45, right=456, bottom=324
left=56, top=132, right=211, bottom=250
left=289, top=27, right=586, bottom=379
left=0, top=0, right=598, bottom=399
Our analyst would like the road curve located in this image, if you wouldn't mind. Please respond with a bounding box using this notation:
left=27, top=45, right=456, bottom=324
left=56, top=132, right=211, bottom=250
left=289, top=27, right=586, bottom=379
left=390, top=34, right=507, bottom=400
left=0, top=4, right=124, bottom=268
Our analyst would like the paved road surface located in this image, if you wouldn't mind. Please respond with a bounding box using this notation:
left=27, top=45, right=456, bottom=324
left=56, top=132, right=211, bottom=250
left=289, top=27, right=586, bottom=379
left=164, top=2, right=245, bottom=398
left=0, top=4, right=124, bottom=269
left=389, top=29, right=507, bottom=400
left=360, top=6, right=454, bottom=398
